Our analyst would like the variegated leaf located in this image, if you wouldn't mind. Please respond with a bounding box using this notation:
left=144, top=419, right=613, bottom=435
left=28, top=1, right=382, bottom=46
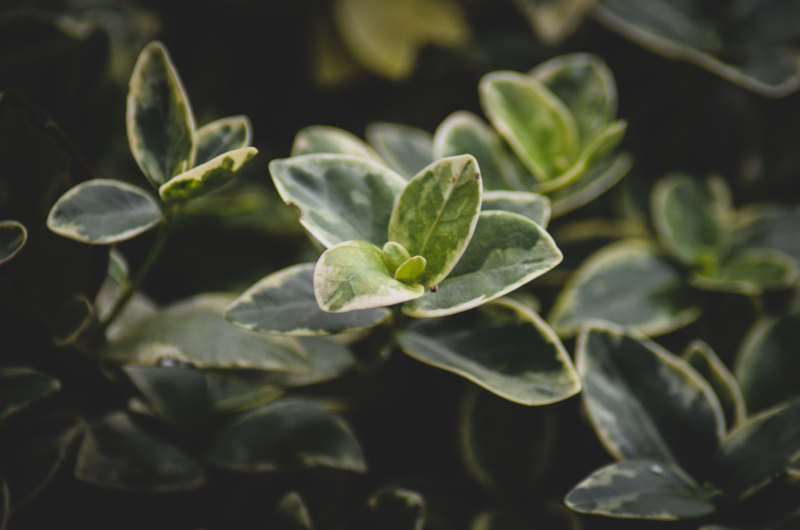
left=366, top=121, right=434, bottom=178
left=403, top=211, right=561, bottom=318
left=291, top=125, right=383, bottom=162
left=159, top=146, right=258, bottom=203
left=549, top=152, right=632, bottom=217
left=195, top=115, right=252, bottom=165
left=126, top=41, right=195, bottom=186
left=314, top=240, right=424, bottom=312
left=398, top=298, right=581, bottom=405
left=225, top=263, right=390, bottom=335
left=565, top=459, right=715, bottom=519
left=47, top=179, right=162, bottom=244
left=481, top=190, right=550, bottom=227
left=691, top=249, right=798, bottom=295
left=388, top=155, right=482, bottom=287
left=0, top=220, right=26, bottom=265
left=270, top=154, right=406, bottom=248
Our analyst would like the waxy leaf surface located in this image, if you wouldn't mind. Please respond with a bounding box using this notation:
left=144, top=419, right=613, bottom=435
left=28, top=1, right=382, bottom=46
left=226, top=263, right=390, bottom=335
left=366, top=122, right=434, bottom=178
left=398, top=298, right=581, bottom=405
left=195, top=115, right=252, bottom=165
left=403, top=211, right=561, bottom=317
left=481, top=191, right=550, bottom=227
left=291, top=125, right=382, bottom=162
left=159, top=146, right=258, bottom=203
left=270, top=154, right=406, bottom=248
left=126, top=41, right=195, bottom=186
left=47, top=179, right=162, bottom=244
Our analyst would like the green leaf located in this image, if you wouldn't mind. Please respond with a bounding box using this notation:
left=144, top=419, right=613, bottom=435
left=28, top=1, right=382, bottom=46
left=349, top=488, right=426, bottom=530
left=270, top=154, right=406, bottom=248
left=398, top=298, right=581, bottom=405
left=690, top=249, right=798, bottom=295
left=126, top=41, right=195, bottom=186
left=159, top=146, right=258, bottom=203
left=291, top=125, right=383, bottom=163
left=206, top=399, right=366, bottom=472
left=366, top=122, right=434, bottom=179
left=651, top=173, right=731, bottom=268
left=75, top=411, right=204, bottom=492
left=736, top=312, right=800, bottom=413
left=104, top=293, right=310, bottom=373
left=549, top=240, right=702, bottom=337
left=382, top=241, right=412, bottom=273
left=403, top=211, right=562, bottom=317
left=481, top=191, right=550, bottom=227
left=314, top=240, right=424, bottom=312
left=549, top=152, right=632, bottom=217
left=388, top=155, right=482, bottom=287
left=269, top=492, right=314, bottom=530
left=565, top=459, right=715, bottom=520
left=712, top=400, right=800, bottom=499
left=226, top=263, right=391, bottom=336
left=46, top=179, right=162, bottom=244
left=0, top=220, right=26, bottom=265
left=195, top=115, right=252, bottom=165
left=205, top=373, right=283, bottom=415
left=480, top=71, right=579, bottom=182
left=394, top=255, right=426, bottom=283
left=576, top=323, right=725, bottom=476
left=530, top=53, right=618, bottom=142
left=0, top=367, right=61, bottom=423
left=735, top=204, right=800, bottom=274
left=433, top=111, right=534, bottom=191
left=682, top=339, right=747, bottom=430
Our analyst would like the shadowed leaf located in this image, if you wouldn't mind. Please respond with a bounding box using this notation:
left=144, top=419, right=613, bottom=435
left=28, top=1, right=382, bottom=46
left=195, top=115, right=251, bottom=165
left=366, top=122, right=434, bottom=178
left=0, top=221, right=26, bottom=265
left=682, top=340, right=746, bottom=430
left=0, top=367, right=60, bottom=424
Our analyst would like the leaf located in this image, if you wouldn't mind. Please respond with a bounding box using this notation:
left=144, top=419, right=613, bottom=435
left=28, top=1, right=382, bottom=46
left=529, top=53, right=618, bottom=142
left=398, top=298, right=581, bottom=405
left=332, top=0, right=469, bottom=79
left=735, top=204, right=800, bottom=273
left=480, top=71, right=579, bottom=182
left=314, top=240, right=424, bottom=312
left=159, top=146, right=258, bottom=203
left=481, top=191, right=550, bottom=227
left=651, top=173, right=731, bottom=268
left=682, top=340, right=747, bottom=430
left=104, top=293, right=310, bottom=373
left=75, top=411, right=204, bottom=492
left=47, top=179, right=163, bottom=244
left=690, top=249, right=798, bottom=295
left=549, top=240, right=702, bottom=337
left=0, top=367, right=61, bottom=423
left=291, top=125, right=383, bottom=163
left=349, top=488, right=426, bottom=530
left=195, top=115, right=252, bottom=165
left=565, top=459, right=715, bottom=520
left=365, top=122, right=433, bottom=179
left=549, top=152, right=632, bottom=217
left=205, top=399, right=366, bottom=472
left=576, top=323, right=725, bottom=476
left=394, top=255, right=426, bottom=283
left=0, top=220, right=26, bottom=265
left=226, top=263, right=391, bottom=335
left=736, top=312, right=800, bottom=413
left=403, top=211, right=562, bottom=317
left=515, top=0, right=594, bottom=45
left=388, top=155, right=482, bottom=286
left=126, top=41, right=195, bottom=186
left=433, top=110, right=533, bottom=191
left=712, top=400, right=800, bottom=499
left=205, top=373, right=283, bottom=415
left=270, top=153, right=406, bottom=248
left=269, top=492, right=314, bottom=530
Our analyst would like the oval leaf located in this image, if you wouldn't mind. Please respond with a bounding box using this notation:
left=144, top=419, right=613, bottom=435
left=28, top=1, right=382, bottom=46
left=481, top=191, right=550, bottom=227
left=682, top=340, right=746, bottom=430
left=126, top=41, right=196, bottom=186
left=403, top=211, right=561, bottom=318
left=195, top=115, right=252, bottom=165
left=735, top=204, right=800, bottom=273
left=75, top=411, right=204, bottom=492
left=576, top=323, right=725, bottom=476
left=0, top=367, right=61, bottom=424
left=206, top=399, right=366, bottom=472
left=0, top=220, right=26, bottom=265
left=549, top=240, right=701, bottom=337
left=159, top=146, right=258, bottom=203
left=365, top=121, right=434, bottom=178
left=549, top=152, right=632, bottom=217
left=690, top=249, right=798, bottom=295
left=47, top=179, right=162, bottom=244
left=269, top=492, right=315, bottom=530
left=314, top=240, right=424, bottom=313
left=270, top=153, right=406, bottom=248
left=388, top=154, right=482, bottom=287
left=226, top=263, right=391, bottom=336
left=104, top=293, right=310, bottom=373
left=291, top=125, right=383, bottom=162
left=480, top=71, right=579, bottom=182
left=397, top=298, right=581, bottom=405
left=565, top=459, right=715, bottom=520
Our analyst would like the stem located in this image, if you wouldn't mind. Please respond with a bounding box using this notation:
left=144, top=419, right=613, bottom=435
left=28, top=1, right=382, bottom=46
left=100, top=207, right=174, bottom=332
